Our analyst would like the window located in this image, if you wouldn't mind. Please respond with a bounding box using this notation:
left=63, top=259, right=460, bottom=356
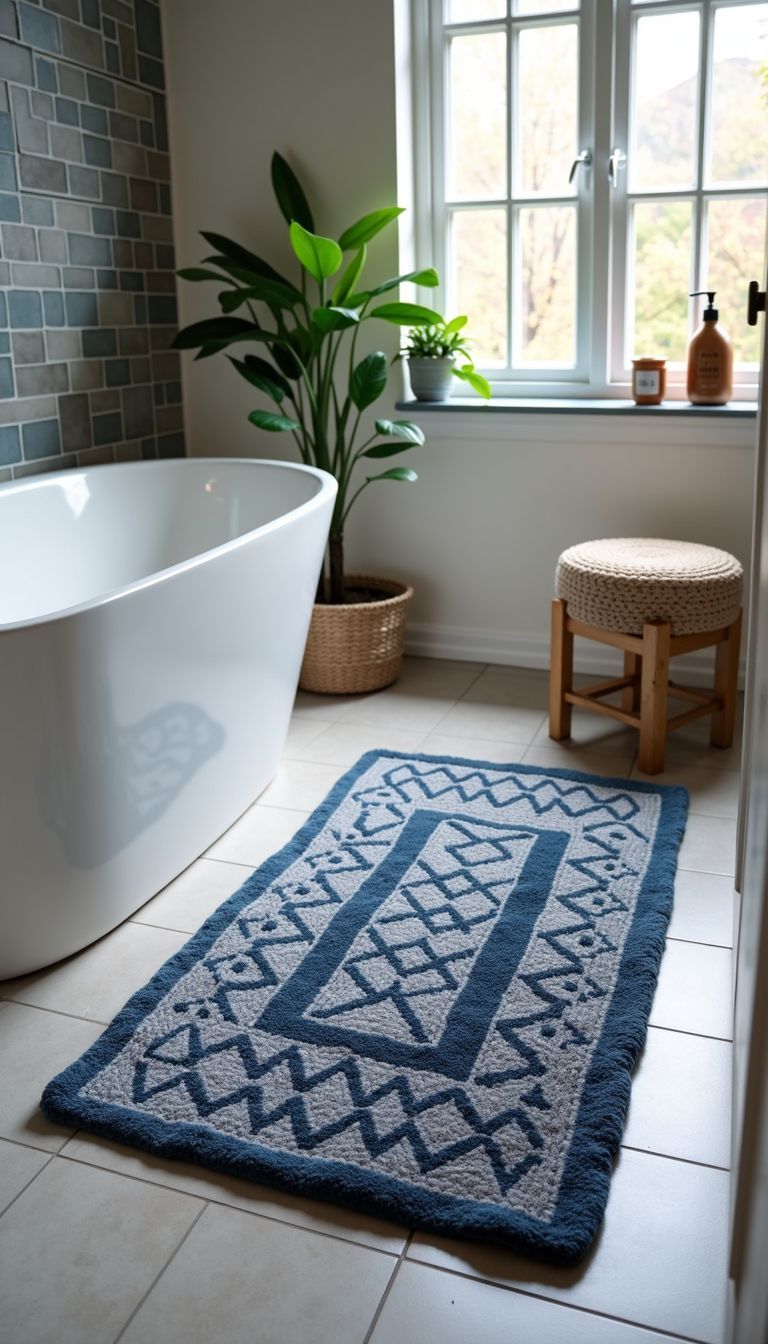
left=414, top=0, right=768, bottom=397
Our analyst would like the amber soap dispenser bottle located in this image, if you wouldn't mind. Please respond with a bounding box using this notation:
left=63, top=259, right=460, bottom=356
left=687, top=290, right=733, bottom=405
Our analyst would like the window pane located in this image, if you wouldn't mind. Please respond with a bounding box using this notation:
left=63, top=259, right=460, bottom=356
left=707, top=197, right=768, bottom=364
left=630, top=200, right=692, bottom=362
left=708, top=4, right=768, bottom=186
left=515, top=1, right=576, bottom=13
left=451, top=209, right=508, bottom=365
left=630, top=11, right=699, bottom=190
left=447, top=0, right=506, bottom=21
left=514, top=205, right=576, bottom=364
left=448, top=33, right=507, bottom=199
left=517, top=23, right=578, bottom=195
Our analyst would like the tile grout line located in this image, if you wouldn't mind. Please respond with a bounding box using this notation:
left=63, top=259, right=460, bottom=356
left=110, top=1199, right=209, bottom=1344
left=0, top=997, right=109, bottom=1026
left=620, top=1143, right=729, bottom=1172
left=360, top=1231, right=414, bottom=1344
left=57, top=1140, right=403, bottom=1259
left=401, top=1257, right=716, bottom=1344
left=0, top=1150, right=54, bottom=1220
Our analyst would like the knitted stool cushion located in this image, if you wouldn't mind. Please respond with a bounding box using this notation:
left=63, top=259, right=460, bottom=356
left=556, top=538, right=743, bottom=636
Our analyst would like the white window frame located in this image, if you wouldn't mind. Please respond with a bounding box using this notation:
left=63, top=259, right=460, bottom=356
left=412, top=0, right=766, bottom=401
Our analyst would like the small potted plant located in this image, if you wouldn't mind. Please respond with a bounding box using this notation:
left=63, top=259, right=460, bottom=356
left=403, top=318, right=491, bottom=403
left=173, top=153, right=484, bottom=694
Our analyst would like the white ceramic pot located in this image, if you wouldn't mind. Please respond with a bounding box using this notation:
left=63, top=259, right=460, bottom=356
left=407, top=356, right=455, bottom=402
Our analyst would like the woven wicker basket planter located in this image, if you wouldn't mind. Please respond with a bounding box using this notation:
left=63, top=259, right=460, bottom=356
left=299, top=575, right=413, bottom=695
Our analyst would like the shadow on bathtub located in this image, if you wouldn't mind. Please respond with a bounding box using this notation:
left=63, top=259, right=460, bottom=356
left=38, top=701, right=226, bottom=868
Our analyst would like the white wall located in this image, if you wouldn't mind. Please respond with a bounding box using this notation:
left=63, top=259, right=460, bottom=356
left=162, top=0, right=756, bottom=676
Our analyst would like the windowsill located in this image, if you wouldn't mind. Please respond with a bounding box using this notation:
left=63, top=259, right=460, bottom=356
left=396, top=397, right=758, bottom=418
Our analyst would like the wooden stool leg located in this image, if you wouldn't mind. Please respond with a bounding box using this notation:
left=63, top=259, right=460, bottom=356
left=622, top=651, right=641, bottom=714
left=711, top=608, right=742, bottom=748
left=549, top=598, right=573, bottom=741
left=638, top=621, right=671, bottom=775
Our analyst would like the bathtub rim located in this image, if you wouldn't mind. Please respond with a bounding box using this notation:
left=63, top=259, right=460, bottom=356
left=0, top=457, right=337, bottom=635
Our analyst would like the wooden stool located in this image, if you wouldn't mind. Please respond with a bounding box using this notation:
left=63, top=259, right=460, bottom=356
left=548, top=539, right=744, bottom=775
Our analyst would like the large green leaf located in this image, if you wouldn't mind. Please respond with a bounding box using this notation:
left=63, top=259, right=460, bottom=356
left=248, top=409, right=301, bottom=432
left=350, top=351, right=388, bottom=410
left=289, top=222, right=342, bottom=282
left=374, top=418, right=426, bottom=446
left=219, top=278, right=301, bottom=313
left=338, top=207, right=404, bottom=251
left=173, top=316, right=257, bottom=349
left=331, top=246, right=367, bottom=306
left=228, top=356, right=287, bottom=403
left=272, top=342, right=303, bottom=380
left=204, top=255, right=301, bottom=298
left=199, top=233, right=287, bottom=284
left=361, top=440, right=414, bottom=459
left=270, top=151, right=314, bottom=231
left=366, top=467, right=418, bottom=483
left=311, top=306, right=361, bottom=333
left=370, top=302, right=443, bottom=326
left=177, top=267, right=232, bottom=283
left=367, top=268, right=439, bottom=297
left=452, top=363, right=492, bottom=400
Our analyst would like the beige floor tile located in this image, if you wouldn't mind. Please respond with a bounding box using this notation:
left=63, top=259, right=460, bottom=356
left=371, top=1261, right=672, bottom=1344
left=295, top=720, right=426, bottom=766
left=522, top=743, right=635, bottom=777
left=206, top=802, right=309, bottom=867
left=678, top=814, right=737, bottom=876
left=61, top=1131, right=407, bottom=1254
left=632, top=763, right=740, bottom=817
left=408, top=1149, right=729, bottom=1343
left=0, top=1157, right=202, bottom=1344
left=281, top=715, right=335, bottom=758
left=668, top=870, right=734, bottom=947
left=650, top=941, right=732, bottom=1039
left=419, top=731, right=530, bottom=765
left=0, top=1139, right=49, bottom=1215
left=337, top=691, right=454, bottom=734
left=120, top=1202, right=394, bottom=1344
left=292, top=689, right=359, bottom=722
left=623, top=1026, right=731, bottom=1168
left=392, top=655, right=485, bottom=699
left=461, top=665, right=550, bottom=709
left=4, top=922, right=188, bottom=1024
left=435, top=701, right=548, bottom=745
left=258, top=759, right=348, bottom=812
left=530, top=711, right=638, bottom=758
left=131, top=858, right=253, bottom=934
left=0, top=1003, right=101, bottom=1152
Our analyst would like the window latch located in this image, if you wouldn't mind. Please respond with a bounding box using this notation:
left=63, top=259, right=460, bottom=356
left=608, top=147, right=626, bottom=188
left=568, top=149, right=592, bottom=184
left=747, top=280, right=766, bottom=326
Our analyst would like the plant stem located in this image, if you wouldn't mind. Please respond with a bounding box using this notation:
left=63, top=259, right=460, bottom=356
left=329, top=534, right=345, bottom=604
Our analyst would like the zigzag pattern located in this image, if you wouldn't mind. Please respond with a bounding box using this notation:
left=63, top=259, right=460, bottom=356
left=370, top=762, right=642, bottom=822
left=136, top=1025, right=544, bottom=1193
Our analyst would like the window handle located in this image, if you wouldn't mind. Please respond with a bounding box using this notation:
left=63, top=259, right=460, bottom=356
left=747, top=280, right=766, bottom=326
left=568, top=148, right=592, bottom=183
left=608, top=147, right=626, bottom=188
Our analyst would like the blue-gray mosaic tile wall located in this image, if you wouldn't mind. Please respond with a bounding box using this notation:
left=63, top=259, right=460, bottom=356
left=0, top=0, right=184, bottom=482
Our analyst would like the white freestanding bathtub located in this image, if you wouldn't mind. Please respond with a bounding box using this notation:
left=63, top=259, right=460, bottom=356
left=0, top=458, right=336, bottom=978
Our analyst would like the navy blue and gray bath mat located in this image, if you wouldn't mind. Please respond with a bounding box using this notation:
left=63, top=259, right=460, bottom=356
left=42, top=750, right=687, bottom=1265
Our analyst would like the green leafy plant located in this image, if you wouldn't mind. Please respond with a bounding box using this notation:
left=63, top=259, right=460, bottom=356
left=173, top=151, right=457, bottom=605
left=401, top=316, right=491, bottom=399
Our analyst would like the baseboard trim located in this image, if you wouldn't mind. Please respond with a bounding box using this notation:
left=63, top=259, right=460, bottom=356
left=405, top=620, right=746, bottom=690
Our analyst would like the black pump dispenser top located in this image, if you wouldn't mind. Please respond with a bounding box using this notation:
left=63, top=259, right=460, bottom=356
left=690, top=290, right=718, bottom=321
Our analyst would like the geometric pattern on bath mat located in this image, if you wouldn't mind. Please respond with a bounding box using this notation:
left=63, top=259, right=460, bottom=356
left=42, top=750, right=688, bottom=1265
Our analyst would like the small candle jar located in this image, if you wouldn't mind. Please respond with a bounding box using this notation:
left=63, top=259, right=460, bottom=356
left=632, top=356, right=667, bottom=406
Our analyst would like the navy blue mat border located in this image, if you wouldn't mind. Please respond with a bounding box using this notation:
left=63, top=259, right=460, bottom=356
left=41, top=750, right=688, bottom=1265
